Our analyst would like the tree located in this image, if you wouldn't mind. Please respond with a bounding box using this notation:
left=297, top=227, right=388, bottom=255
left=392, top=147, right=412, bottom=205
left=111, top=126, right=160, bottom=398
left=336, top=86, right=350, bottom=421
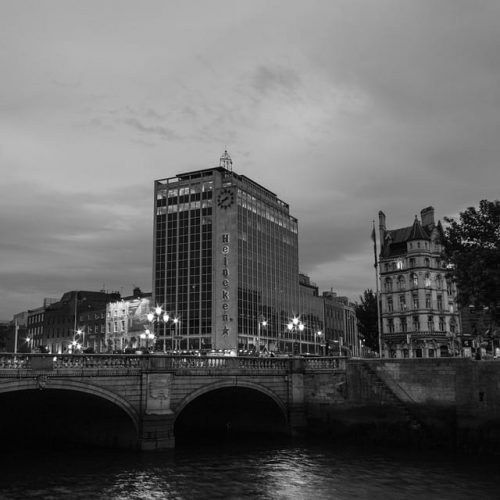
left=442, top=199, right=500, bottom=324
left=355, top=289, right=379, bottom=351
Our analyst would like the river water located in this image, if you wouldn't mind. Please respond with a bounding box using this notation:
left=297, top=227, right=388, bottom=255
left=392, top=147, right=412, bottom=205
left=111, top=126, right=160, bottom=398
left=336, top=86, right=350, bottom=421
left=0, top=439, right=498, bottom=499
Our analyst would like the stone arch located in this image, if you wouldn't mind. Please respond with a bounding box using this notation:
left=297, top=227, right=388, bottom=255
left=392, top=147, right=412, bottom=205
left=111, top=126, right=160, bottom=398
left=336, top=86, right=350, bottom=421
left=0, top=379, right=140, bottom=432
left=174, top=379, right=288, bottom=424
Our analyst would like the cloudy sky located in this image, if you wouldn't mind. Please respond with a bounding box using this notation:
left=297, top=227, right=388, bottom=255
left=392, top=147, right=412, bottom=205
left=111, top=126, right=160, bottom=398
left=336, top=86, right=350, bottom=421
left=1, top=0, right=500, bottom=320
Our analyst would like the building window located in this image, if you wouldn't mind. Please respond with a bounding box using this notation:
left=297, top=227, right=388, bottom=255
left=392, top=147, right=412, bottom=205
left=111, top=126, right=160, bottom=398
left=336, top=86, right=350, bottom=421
left=412, top=316, right=419, bottom=331
left=409, top=258, right=416, bottom=268
left=387, top=296, right=393, bottom=312
left=399, top=295, right=406, bottom=311
left=424, top=273, right=431, bottom=287
left=397, top=276, right=406, bottom=291
left=450, top=320, right=456, bottom=334
left=410, top=273, right=418, bottom=288
left=437, top=295, right=443, bottom=310
left=424, top=257, right=430, bottom=267
left=388, top=319, right=394, bottom=333
left=412, top=293, right=419, bottom=309
left=400, top=317, right=407, bottom=332
left=384, top=278, right=392, bottom=292
left=436, top=275, right=443, bottom=289
left=425, top=294, right=431, bottom=308
left=439, top=317, right=445, bottom=331
left=396, top=259, right=404, bottom=270
left=427, top=316, right=434, bottom=332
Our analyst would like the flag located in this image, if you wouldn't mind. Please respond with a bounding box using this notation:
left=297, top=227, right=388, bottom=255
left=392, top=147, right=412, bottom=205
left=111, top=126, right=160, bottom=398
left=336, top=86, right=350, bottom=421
left=371, top=222, right=378, bottom=268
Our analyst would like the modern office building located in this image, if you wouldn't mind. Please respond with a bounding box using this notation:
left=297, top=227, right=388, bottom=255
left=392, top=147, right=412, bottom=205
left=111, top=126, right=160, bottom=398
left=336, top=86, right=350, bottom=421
left=378, top=207, right=461, bottom=358
left=153, top=151, right=305, bottom=354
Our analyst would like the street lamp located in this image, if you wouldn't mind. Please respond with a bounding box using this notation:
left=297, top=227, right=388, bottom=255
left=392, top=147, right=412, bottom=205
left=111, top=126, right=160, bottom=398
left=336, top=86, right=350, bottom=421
left=25, top=337, right=32, bottom=353
left=172, top=317, right=180, bottom=351
left=315, top=331, right=323, bottom=356
left=287, top=317, right=305, bottom=355
left=256, top=316, right=267, bottom=356
left=75, top=329, right=85, bottom=350
left=70, top=339, right=81, bottom=353
left=140, top=328, right=155, bottom=352
left=147, top=306, right=171, bottom=352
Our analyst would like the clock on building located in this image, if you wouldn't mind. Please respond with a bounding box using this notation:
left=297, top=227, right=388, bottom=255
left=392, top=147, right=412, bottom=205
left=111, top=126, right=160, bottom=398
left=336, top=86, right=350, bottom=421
left=216, top=188, right=235, bottom=209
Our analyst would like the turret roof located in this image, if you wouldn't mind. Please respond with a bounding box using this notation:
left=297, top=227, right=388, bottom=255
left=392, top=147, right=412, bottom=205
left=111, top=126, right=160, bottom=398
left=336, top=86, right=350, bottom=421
left=408, top=215, right=430, bottom=241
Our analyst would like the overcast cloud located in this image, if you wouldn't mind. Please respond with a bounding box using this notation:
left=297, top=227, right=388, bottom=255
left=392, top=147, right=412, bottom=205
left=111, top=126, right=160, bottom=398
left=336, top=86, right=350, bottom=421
left=1, top=0, right=500, bottom=319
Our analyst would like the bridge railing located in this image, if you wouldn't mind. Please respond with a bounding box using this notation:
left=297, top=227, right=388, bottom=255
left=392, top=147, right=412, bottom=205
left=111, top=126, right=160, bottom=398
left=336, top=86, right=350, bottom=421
left=0, top=354, right=347, bottom=373
left=303, top=357, right=346, bottom=371
left=0, top=354, right=145, bottom=371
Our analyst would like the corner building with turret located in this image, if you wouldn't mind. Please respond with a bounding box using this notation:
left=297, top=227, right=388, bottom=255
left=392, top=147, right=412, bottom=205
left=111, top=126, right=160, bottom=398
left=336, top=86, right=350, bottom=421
left=378, top=207, right=461, bottom=358
left=153, top=152, right=307, bottom=353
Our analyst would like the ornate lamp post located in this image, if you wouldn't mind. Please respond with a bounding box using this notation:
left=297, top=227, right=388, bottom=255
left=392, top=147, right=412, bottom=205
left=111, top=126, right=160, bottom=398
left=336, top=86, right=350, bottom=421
left=316, top=331, right=323, bottom=356
left=147, top=306, right=171, bottom=352
left=172, top=317, right=180, bottom=351
left=140, top=328, right=155, bottom=352
left=287, top=317, right=305, bottom=355
left=256, top=316, right=267, bottom=356
left=75, top=328, right=85, bottom=350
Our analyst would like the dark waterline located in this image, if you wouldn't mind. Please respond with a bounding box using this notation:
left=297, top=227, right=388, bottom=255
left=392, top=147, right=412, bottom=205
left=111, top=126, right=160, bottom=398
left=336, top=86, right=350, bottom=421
left=1, top=438, right=498, bottom=500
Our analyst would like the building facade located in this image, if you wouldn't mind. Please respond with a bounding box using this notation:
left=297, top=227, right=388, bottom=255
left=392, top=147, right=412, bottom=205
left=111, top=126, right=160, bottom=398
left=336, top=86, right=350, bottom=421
left=378, top=207, right=460, bottom=358
left=298, top=274, right=325, bottom=355
left=322, top=291, right=360, bottom=357
left=27, top=298, right=57, bottom=351
left=105, top=288, right=152, bottom=353
left=153, top=152, right=305, bottom=354
left=43, top=290, right=120, bottom=354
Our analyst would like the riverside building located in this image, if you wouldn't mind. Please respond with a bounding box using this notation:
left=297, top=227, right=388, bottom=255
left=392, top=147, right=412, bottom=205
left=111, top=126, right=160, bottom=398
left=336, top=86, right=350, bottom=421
left=153, top=151, right=304, bottom=354
left=378, top=207, right=461, bottom=358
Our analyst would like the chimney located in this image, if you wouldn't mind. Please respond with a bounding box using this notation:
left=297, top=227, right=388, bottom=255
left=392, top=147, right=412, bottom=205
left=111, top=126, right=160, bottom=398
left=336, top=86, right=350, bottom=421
left=378, top=211, right=386, bottom=231
left=421, top=207, right=435, bottom=228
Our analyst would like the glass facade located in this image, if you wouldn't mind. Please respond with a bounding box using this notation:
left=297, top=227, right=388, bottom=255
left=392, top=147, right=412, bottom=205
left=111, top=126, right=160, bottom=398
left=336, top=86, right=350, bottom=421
left=153, top=165, right=301, bottom=353
left=155, top=171, right=214, bottom=351
left=236, top=179, right=299, bottom=352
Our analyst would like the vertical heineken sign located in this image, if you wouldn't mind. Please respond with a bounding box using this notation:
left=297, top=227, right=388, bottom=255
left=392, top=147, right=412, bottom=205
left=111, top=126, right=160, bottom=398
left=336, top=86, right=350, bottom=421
left=221, top=233, right=230, bottom=336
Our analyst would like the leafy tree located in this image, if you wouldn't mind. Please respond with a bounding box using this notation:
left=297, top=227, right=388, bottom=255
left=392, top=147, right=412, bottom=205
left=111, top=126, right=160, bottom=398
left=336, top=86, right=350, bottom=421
left=443, top=199, right=500, bottom=324
left=355, top=289, right=379, bottom=351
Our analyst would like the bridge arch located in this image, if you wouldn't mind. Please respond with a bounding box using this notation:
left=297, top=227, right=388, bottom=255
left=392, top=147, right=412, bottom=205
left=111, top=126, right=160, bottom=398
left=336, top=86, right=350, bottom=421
left=0, top=378, right=140, bottom=433
left=173, top=379, right=289, bottom=441
left=174, top=379, right=288, bottom=420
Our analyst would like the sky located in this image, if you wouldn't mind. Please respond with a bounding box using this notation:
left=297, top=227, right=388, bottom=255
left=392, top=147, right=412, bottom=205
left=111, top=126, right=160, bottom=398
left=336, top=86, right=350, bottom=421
left=1, top=0, right=500, bottom=320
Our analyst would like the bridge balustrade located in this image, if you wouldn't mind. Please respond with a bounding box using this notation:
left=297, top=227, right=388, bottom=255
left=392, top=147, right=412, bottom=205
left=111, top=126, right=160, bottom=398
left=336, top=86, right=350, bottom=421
left=0, top=354, right=347, bottom=374
left=304, top=357, right=346, bottom=371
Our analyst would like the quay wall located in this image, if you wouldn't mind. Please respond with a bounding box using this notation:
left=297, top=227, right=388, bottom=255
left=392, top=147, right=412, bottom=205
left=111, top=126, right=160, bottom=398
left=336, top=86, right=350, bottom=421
left=303, top=358, right=500, bottom=452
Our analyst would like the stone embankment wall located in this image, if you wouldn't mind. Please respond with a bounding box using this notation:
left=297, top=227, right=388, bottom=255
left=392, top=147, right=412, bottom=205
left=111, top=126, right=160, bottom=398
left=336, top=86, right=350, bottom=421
left=303, top=358, right=500, bottom=453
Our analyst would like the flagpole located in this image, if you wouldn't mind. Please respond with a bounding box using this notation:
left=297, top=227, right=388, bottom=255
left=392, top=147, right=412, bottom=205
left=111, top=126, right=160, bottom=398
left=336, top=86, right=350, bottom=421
left=372, top=221, right=383, bottom=358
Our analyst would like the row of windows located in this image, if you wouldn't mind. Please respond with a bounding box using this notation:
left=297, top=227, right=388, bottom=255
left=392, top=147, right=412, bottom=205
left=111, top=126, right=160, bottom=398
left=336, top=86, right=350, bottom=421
left=383, top=256, right=447, bottom=272
left=384, top=274, right=448, bottom=291
left=386, top=316, right=456, bottom=333
left=386, top=295, right=448, bottom=311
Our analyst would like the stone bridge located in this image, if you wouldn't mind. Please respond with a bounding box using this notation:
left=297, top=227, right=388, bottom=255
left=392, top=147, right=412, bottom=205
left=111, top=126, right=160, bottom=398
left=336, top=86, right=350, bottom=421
left=0, top=354, right=347, bottom=450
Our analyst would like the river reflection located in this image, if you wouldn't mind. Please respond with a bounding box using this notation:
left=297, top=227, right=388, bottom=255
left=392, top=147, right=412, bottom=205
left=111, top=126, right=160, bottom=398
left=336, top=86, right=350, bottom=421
left=0, top=439, right=498, bottom=499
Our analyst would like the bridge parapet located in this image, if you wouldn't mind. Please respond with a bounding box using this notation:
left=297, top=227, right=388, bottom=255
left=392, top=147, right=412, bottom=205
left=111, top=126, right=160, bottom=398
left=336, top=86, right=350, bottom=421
left=0, top=354, right=347, bottom=376
left=303, top=357, right=346, bottom=371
